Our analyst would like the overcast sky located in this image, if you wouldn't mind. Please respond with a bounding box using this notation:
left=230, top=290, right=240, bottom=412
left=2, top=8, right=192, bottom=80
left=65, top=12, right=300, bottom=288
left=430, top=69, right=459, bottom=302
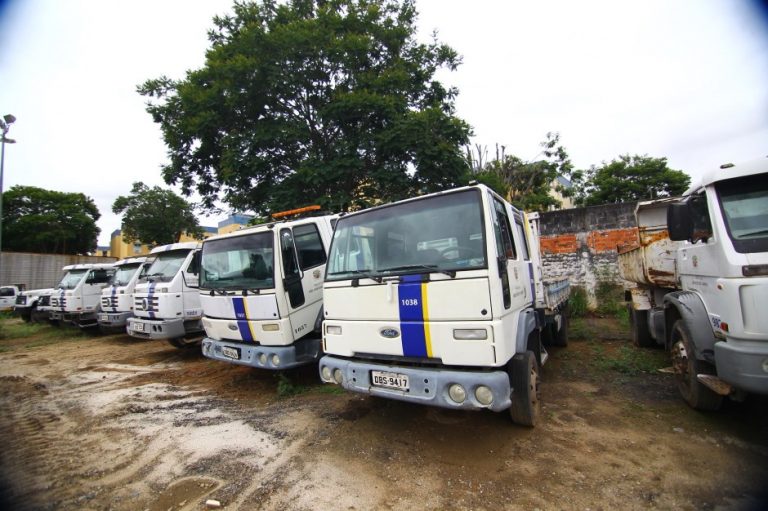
left=0, top=0, right=766, bottom=247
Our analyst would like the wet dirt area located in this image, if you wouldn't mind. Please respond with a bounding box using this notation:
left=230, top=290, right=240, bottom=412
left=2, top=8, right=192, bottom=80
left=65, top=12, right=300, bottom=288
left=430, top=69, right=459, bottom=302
left=0, top=318, right=767, bottom=510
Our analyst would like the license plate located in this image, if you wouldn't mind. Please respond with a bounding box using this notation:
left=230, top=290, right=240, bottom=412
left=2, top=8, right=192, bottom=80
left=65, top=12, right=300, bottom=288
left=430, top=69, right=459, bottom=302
left=221, top=346, right=241, bottom=360
left=132, top=322, right=145, bottom=332
left=371, top=370, right=409, bottom=391
left=99, top=314, right=108, bottom=322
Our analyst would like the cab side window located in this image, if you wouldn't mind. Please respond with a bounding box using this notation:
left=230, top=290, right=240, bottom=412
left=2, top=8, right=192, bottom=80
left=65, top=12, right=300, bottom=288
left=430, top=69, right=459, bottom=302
left=492, top=197, right=517, bottom=259
left=293, top=223, right=327, bottom=270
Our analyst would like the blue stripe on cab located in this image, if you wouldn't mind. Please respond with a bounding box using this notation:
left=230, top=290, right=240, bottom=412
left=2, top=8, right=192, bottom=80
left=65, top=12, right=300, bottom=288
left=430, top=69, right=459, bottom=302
left=232, top=297, right=253, bottom=342
left=398, top=276, right=426, bottom=357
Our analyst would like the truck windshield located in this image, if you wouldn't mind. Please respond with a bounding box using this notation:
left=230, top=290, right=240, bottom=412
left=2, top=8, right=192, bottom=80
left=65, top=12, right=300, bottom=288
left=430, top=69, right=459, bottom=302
left=110, top=263, right=144, bottom=287
left=141, top=250, right=190, bottom=283
left=56, top=270, right=88, bottom=290
left=717, top=174, right=768, bottom=254
left=201, top=231, right=275, bottom=290
left=327, top=189, right=486, bottom=280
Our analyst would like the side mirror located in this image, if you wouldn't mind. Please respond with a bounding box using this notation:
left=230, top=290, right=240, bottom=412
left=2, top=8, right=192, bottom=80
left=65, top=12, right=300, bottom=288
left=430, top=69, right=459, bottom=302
left=667, top=202, right=692, bottom=241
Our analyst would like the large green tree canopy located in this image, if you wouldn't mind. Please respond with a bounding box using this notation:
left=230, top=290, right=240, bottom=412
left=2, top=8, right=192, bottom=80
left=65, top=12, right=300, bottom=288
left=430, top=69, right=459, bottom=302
left=138, top=0, right=471, bottom=214
left=2, top=185, right=101, bottom=255
left=576, top=154, right=690, bottom=206
left=112, top=182, right=203, bottom=246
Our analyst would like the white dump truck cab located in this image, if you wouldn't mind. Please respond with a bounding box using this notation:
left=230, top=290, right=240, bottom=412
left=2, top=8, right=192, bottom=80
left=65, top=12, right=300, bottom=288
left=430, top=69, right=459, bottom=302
left=200, top=210, right=337, bottom=370
left=97, top=257, right=150, bottom=332
left=620, top=158, right=768, bottom=409
left=319, top=185, right=568, bottom=426
left=15, top=288, right=54, bottom=322
left=127, top=242, right=203, bottom=348
left=49, top=264, right=116, bottom=328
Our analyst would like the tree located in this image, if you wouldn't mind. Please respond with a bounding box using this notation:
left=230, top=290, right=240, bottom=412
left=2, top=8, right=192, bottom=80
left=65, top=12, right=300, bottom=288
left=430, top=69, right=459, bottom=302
left=575, top=155, right=690, bottom=206
left=112, top=182, right=203, bottom=246
left=138, top=0, right=471, bottom=214
left=1, top=186, right=100, bottom=254
left=467, top=133, right=582, bottom=211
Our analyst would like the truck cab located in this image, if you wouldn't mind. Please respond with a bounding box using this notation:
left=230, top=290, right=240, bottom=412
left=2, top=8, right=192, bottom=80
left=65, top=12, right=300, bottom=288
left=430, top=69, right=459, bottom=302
left=97, top=257, right=150, bottom=333
left=318, top=185, right=568, bottom=426
left=127, top=242, right=203, bottom=347
left=620, top=158, right=768, bottom=409
left=200, top=212, right=337, bottom=369
left=49, top=264, right=116, bottom=327
left=0, top=285, right=23, bottom=312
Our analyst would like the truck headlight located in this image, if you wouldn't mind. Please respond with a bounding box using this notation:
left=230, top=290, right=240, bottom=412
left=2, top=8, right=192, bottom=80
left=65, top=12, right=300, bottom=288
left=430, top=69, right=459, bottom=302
left=448, top=384, right=466, bottom=403
left=262, top=323, right=279, bottom=332
left=321, top=366, right=332, bottom=381
left=453, top=329, right=488, bottom=340
left=271, top=354, right=280, bottom=366
left=258, top=353, right=267, bottom=365
left=333, top=369, right=343, bottom=384
left=475, top=386, right=493, bottom=406
left=326, top=325, right=342, bottom=335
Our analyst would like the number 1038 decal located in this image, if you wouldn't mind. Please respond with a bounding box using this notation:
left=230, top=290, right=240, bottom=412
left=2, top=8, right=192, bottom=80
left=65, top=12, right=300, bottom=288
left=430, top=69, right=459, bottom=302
left=401, top=298, right=419, bottom=306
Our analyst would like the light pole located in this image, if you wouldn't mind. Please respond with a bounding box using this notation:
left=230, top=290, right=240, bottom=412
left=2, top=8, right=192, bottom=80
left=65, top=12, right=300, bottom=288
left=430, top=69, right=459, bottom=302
left=0, top=114, right=17, bottom=285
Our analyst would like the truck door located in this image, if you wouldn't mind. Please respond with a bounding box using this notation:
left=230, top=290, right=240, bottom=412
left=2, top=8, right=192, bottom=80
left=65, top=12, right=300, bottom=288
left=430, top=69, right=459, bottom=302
left=182, top=250, right=202, bottom=319
left=490, top=195, right=529, bottom=314
left=280, top=223, right=328, bottom=339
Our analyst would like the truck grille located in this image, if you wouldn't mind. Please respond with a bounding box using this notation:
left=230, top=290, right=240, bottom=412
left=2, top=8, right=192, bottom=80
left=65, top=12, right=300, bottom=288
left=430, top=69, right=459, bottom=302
left=134, top=296, right=158, bottom=312
left=102, top=296, right=118, bottom=309
left=51, top=297, right=66, bottom=308
left=38, top=295, right=50, bottom=307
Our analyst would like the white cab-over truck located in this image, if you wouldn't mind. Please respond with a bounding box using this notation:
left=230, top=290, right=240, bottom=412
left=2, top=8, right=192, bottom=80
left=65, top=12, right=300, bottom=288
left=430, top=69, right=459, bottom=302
left=127, top=242, right=203, bottom=348
left=618, top=159, right=768, bottom=410
left=200, top=210, right=337, bottom=369
left=97, top=257, right=150, bottom=332
left=15, top=288, right=54, bottom=322
left=49, top=264, right=116, bottom=327
left=319, top=184, right=569, bottom=426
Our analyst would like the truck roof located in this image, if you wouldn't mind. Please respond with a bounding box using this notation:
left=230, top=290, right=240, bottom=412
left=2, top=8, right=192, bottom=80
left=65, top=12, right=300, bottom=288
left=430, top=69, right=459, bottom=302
left=61, top=263, right=115, bottom=271
left=203, top=214, right=338, bottom=243
left=113, top=256, right=148, bottom=266
left=150, top=241, right=201, bottom=254
left=688, top=156, right=768, bottom=193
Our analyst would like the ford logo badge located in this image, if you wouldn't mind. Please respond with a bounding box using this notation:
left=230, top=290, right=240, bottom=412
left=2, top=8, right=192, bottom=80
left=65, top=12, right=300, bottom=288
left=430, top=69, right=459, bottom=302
left=380, top=328, right=400, bottom=339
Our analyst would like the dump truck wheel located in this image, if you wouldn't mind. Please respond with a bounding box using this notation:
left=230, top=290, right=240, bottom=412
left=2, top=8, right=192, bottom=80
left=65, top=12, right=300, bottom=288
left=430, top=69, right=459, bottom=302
left=670, top=320, right=722, bottom=411
left=630, top=307, right=654, bottom=348
left=509, top=351, right=540, bottom=427
left=167, top=337, right=198, bottom=349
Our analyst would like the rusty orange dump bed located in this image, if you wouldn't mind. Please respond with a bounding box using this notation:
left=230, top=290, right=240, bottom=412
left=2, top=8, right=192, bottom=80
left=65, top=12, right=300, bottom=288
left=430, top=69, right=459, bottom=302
left=617, top=198, right=681, bottom=289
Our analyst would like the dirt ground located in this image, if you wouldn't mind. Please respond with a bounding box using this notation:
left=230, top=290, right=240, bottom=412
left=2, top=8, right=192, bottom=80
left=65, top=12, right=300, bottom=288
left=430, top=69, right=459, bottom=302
left=0, top=317, right=767, bottom=511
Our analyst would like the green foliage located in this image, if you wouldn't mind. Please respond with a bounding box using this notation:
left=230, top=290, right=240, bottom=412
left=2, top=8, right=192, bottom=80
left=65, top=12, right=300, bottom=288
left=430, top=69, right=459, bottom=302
left=575, top=154, right=690, bottom=206
left=466, top=133, right=582, bottom=212
left=112, top=182, right=203, bottom=245
left=595, top=281, right=625, bottom=317
left=139, top=0, right=471, bottom=215
left=567, top=286, right=589, bottom=318
left=590, top=343, right=667, bottom=376
left=1, top=185, right=101, bottom=254
left=275, top=372, right=307, bottom=397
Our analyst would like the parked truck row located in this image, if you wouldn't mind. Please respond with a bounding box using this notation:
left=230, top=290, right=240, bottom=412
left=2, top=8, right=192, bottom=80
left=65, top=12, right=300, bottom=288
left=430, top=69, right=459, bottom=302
left=10, top=158, right=764, bottom=424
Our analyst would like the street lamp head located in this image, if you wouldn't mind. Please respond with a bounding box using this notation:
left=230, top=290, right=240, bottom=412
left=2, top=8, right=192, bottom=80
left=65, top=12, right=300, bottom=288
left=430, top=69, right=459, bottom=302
left=3, top=114, right=16, bottom=125
left=1, top=138, right=16, bottom=144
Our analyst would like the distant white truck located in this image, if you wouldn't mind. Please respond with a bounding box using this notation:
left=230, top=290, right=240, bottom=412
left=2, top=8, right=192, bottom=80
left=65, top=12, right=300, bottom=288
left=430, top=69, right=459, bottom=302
left=619, top=159, right=768, bottom=409
left=14, top=288, right=54, bottom=322
left=200, top=209, right=337, bottom=369
left=319, top=184, right=569, bottom=426
left=49, top=264, right=116, bottom=328
left=97, top=257, right=150, bottom=333
left=0, top=285, right=23, bottom=312
left=127, top=242, right=203, bottom=348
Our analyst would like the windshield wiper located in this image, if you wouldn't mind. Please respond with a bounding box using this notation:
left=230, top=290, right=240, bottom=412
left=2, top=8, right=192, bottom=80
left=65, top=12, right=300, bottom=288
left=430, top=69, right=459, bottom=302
left=329, top=269, right=383, bottom=283
left=379, top=264, right=456, bottom=279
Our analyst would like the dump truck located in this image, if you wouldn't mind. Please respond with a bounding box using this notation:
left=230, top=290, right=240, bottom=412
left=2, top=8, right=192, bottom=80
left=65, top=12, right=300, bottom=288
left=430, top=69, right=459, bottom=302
left=49, top=264, right=116, bottom=328
left=97, top=257, right=150, bottom=333
left=618, top=158, right=768, bottom=409
left=318, top=184, right=569, bottom=426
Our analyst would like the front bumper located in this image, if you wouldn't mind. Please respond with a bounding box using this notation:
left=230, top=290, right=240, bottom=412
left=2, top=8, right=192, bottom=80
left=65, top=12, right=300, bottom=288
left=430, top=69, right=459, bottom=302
left=201, top=337, right=321, bottom=370
left=127, top=317, right=202, bottom=340
left=50, top=311, right=98, bottom=327
left=715, top=340, right=768, bottom=395
left=98, top=311, right=132, bottom=329
left=318, top=355, right=512, bottom=412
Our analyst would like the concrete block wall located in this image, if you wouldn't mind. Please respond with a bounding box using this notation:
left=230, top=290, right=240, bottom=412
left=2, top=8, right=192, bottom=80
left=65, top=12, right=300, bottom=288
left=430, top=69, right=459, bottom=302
left=0, top=252, right=118, bottom=290
left=539, top=202, right=638, bottom=307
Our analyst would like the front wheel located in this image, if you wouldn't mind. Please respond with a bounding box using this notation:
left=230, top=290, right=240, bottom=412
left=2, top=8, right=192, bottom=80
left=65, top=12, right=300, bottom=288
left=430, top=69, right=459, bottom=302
left=670, top=319, right=722, bottom=411
left=509, top=351, right=541, bottom=427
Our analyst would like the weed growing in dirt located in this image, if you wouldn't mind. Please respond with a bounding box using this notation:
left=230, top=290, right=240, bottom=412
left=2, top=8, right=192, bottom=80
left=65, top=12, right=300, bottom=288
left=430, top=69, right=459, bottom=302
left=569, top=317, right=596, bottom=340
left=0, top=316, right=88, bottom=349
left=568, top=287, right=589, bottom=317
left=275, top=373, right=307, bottom=397
left=316, top=385, right=346, bottom=395
left=595, top=281, right=625, bottom=317
left=590, top=342, right=667, bottom=376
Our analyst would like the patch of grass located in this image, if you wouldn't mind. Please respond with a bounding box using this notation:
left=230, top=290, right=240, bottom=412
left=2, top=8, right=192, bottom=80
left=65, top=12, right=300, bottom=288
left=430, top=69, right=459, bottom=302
left=275, top=373, right=307, bottom=397
left=590, top=342, right=667, bottom=376
left=569, top=317, right=596, bottom=340
left=0, top=316, right=88, bottom=351
left=595, top=281, right=625, bottom=318
left=316, top=384, right=346, bottom=395
left=568, top=286, right=589, bottom=318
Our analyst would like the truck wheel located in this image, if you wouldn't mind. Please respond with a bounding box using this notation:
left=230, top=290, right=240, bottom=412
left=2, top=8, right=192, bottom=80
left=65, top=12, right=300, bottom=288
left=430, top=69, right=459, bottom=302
left=670, top=319, right=723, bottom=411
left=21, top=306, right=34, bottom=322
left=630, top=307, right=654, bottom=348
left=167, top=337, right=198, bottom=349
left=509, top=351, right=541, bottom=427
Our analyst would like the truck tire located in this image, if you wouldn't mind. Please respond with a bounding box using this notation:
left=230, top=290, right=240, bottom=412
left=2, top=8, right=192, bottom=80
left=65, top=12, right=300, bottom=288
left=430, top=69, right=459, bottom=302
left=21, top=305, right=34, bottom=322
left=630, top=307, right=654, bottom=348
left=509, top=351, right=541, bottom=427
left=167, top=337, right=199, bottom=349
left=670, top=319, right=723, bottom=411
